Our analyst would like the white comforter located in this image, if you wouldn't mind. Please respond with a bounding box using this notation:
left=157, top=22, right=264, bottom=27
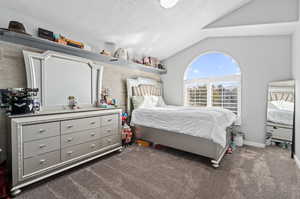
left=267, top=109, right=293, bottom=125
left=131, top=106, right=237, bottom=147
left=267, top=101, right=294, bottom=125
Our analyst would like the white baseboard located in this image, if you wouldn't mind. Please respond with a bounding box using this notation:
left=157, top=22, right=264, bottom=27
left=243, top=140, right=266, bottom=148
left=294, top=155, right=300, bottom=169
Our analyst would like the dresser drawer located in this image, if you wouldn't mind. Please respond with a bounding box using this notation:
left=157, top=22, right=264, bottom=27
left=61, top=143, right=89, bottom=162
left=101, top=125, right=119, bottom=137
left=61, top=117, right=100, bottom=134
left=61, top=140, right=99, bottom=162
left=24, top=150, right=60, bottom=176
left=22, top=122, right=60, bottom=142
left=61, top=128, right=101, bottom=148
left=267, top=125, right=292, bottom=141
left=101, top=134, right=121, bottom=148
left=24, top=136, right=60, bottom=158
left=101, top=114, right=118, bottom=126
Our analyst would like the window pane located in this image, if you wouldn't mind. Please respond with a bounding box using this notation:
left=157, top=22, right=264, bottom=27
left=186, top=84, right=207, bottom=106
left=184, top=53, right=240, bottom=80
left=212, top=82, right=239, bottom=114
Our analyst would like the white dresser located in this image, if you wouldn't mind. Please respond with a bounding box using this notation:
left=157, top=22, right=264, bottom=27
left=7, top=108, right=122, bottom=195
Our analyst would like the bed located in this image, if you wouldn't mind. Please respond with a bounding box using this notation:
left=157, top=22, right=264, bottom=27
left=127, top=77, right=237, bottom=168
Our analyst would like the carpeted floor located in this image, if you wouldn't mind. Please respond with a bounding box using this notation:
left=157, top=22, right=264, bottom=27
left=16, top=145, right=300, bottom=199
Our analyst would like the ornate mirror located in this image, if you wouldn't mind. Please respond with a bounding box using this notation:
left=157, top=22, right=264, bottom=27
left=266, top=80, right=295, bottom=152
left=23, top=50, right=103, bottom=110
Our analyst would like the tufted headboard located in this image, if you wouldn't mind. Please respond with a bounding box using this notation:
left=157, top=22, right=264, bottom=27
left=268, top=80, right=295, bottom=103
left=126, top=77, right=163, bottom=114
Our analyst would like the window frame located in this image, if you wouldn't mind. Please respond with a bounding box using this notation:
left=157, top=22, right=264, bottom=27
left=183, top=52, right=242, bottom=124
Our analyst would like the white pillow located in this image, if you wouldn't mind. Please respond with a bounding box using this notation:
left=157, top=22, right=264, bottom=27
left=157, top=96, right=166, bottom=107
left=132, top=96, right=144, bottom=109
left=132, top=96, right=158, bottom=109
left=268, top=102, right=278, bottom=110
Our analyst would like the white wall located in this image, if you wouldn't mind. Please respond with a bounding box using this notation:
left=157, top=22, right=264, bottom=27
left=162, top=36, right=292, bottom=144
left=206, top=0, right=299, bottom=28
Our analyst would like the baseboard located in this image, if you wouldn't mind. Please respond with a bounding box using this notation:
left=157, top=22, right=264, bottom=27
left=244, top=140, right=266, bottom=148
left=294, top=155, right=300, bottom=169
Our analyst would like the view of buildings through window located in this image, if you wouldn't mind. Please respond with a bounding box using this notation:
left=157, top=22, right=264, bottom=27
left=184, top=52, right=241, bottom=116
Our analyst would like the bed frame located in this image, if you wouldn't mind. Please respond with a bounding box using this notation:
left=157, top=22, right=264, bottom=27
left=127, top=77, right=231, bottom=168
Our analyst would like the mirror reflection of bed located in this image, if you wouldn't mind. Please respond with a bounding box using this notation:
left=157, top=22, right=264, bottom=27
left=266, top=80, right=295, bottom=154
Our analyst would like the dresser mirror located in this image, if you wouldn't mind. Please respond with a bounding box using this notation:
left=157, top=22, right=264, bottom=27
left=265, top=80, right=295, bottom=150
left=23, top=50, right=103, bottom=111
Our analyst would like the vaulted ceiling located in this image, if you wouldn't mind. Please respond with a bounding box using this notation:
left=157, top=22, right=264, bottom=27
left=0, top=0, right=250, bottom=59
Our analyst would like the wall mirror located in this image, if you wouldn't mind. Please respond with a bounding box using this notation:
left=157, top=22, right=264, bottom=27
left=265, top=80, right=295, bottom=151
left=23, top=50, right=103, bottom=110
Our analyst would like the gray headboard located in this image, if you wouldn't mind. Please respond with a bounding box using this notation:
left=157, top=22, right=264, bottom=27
left=126, top=77, right=162, bottom=114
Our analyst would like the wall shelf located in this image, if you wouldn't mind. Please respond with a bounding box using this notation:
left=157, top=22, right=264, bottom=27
left=0, top=30, right=167, bottom=75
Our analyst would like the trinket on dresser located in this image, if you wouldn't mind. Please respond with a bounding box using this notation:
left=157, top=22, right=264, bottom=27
left=98, top=88, right=118, bottom=108
left=68, top=96, right=78, bottom=109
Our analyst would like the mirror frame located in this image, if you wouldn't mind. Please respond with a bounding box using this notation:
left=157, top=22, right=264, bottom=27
left=266, top=79, right=295, bottom=157
left=23, top=50, right=103, bottom=110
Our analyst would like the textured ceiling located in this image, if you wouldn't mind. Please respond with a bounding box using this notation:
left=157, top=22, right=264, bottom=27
left=0, top=0, right=249, bottom=59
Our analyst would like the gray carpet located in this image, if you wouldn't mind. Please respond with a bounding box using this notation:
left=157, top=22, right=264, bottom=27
left=16, top=145, right=300, bottom=199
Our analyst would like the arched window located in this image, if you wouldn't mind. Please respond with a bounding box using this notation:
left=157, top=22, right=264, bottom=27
left=184, top=52, right=241, bottom=119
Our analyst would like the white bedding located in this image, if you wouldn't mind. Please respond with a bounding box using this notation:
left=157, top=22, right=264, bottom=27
left=267, top=101, right=294, bottom=125
left=131, top=106, right=237, bottom=147
left=267, top=109, right=293, bottom=125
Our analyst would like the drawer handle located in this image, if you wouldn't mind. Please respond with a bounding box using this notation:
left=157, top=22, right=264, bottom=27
left=107, top=130, right=112, bottom=133
left=39, top=129, right=46, bottom=133
left=91, top=144, right=96, bottom=148
left=67, top=125, right=74, bottom=128
left=67, top=138, right=73, bottom=142
left=90, top=121, right=96, bottom=125
left=67, top=151, right=73, bottom=155
left=107, top=119, right=112, bottom=122
left=90, top=133, right=96, bottom=137
left=39, top=144, right=47, bottom=148
left=39, top=159, right=46, bottom=164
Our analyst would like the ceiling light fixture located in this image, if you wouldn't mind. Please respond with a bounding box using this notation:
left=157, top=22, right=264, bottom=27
left=160, top=0, right=179, bottom=9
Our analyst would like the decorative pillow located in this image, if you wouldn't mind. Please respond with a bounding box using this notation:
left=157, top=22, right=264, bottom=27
left=131, top=96, right=144, bottom=109
left=132, top=96, right=159, bottom=109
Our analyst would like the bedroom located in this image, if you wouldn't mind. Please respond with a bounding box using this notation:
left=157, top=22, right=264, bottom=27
left=0, top=0, right=300, bottom=198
